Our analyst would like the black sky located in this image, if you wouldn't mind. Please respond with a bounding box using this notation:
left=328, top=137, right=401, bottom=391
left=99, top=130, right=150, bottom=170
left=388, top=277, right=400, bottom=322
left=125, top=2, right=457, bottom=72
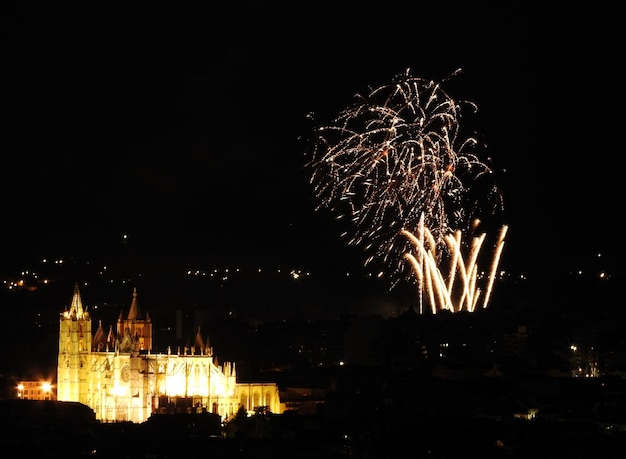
left=1, top=1, right=622, bottom=285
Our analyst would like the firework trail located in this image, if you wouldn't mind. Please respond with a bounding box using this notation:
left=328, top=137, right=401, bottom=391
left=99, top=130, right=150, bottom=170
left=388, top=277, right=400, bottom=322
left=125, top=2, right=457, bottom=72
left=401, top=219, right=507, bottom=314
left=307, top=68, right=505, bottom=309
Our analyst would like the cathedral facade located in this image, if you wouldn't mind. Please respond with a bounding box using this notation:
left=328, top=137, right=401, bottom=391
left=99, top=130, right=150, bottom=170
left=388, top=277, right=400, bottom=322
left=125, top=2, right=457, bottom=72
left=56, top=284, right=282, bottom=423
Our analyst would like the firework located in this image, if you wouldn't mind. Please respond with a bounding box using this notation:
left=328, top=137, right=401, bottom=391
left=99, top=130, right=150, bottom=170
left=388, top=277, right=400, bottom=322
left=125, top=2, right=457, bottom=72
left=402, top=217, right=507, bottom=313
left=307, top=68, right=505, bottom=309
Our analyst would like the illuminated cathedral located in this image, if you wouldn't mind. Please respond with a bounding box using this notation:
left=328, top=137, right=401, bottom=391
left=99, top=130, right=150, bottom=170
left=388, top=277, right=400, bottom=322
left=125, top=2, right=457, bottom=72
left=57, top=284, right=282, bottom=423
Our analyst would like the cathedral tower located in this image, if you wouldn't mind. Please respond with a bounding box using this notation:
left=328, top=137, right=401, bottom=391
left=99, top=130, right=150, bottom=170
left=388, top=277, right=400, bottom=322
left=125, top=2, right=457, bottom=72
left=57, top=283, right=92, bottom=405
left=116, top=287, right=152, bottom=352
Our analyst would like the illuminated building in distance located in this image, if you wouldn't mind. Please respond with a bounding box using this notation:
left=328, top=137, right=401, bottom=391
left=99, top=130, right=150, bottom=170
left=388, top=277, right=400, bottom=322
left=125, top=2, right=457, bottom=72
left=56, top=284, right=282, bottom=423
left=16, top=380, right=55, bottom=400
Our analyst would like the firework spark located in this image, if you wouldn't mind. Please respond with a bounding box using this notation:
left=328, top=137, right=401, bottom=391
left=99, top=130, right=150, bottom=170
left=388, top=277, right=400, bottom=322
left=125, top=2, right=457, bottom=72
left=307, top=70, right=507, bottom=314
left=402, top=216, right=507, bottom=314
left=307, top=68, right=504, bottom=295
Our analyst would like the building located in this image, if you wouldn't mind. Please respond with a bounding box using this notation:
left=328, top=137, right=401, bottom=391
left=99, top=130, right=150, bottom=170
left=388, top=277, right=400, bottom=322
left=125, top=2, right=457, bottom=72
left=16, top=380, right=56, bottom=400
left=56, top=284, right=282, bottom=423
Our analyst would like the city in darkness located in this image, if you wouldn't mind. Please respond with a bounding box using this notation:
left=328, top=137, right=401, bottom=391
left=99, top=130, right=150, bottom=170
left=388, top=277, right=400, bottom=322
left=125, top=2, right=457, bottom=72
left=1, top=2, right=624, bottom=457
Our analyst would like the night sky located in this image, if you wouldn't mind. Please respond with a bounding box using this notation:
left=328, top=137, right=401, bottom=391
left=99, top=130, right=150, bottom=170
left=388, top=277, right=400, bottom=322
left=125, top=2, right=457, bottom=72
left=1, top=2, right=622, bottom=301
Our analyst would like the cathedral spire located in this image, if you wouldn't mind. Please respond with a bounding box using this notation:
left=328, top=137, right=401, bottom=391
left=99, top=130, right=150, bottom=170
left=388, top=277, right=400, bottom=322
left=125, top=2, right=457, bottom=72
left=127, top=287, right=141, bottom=320
left=195, top=326, right=205, bottom=350
left=92, top=320, right=106, bottom=351
left=116, top=287, right=152, bottom=352
left=65, top=283, right=86, bottom=319
left=106, top=325, right=115, bottom=351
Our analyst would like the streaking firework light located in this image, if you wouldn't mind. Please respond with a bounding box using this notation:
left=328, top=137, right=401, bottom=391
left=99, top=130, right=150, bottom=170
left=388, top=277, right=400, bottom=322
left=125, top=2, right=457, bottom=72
left=307, top=68, right=506, bottom=312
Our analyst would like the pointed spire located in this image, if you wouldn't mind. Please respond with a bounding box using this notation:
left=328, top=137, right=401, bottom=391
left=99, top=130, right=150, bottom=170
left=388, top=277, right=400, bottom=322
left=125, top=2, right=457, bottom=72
left=69, top=283, right=85, bottom=319
left=92, top=320, right=106, bottom=351
left=195, top=326, right=205, bottom=351
left=204, top=334, right=212, bottom=357
left=107, top=325, right=115, bottom=349
left=127, top=287, right=141, bottom=320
